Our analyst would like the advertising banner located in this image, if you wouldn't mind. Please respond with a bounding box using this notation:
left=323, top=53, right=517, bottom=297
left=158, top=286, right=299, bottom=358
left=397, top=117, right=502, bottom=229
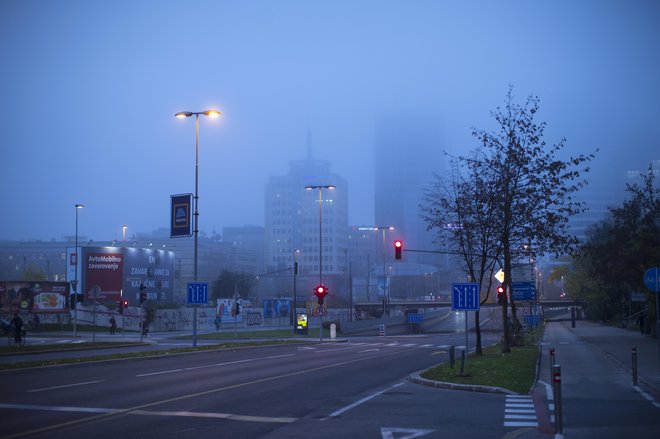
left=171, top=193, right=193, bottom=237
left=123, top=248, right=175, bottom=304
left=84, top=248, right=124, bottom=301
left=0, top=281, right=69, bottom=314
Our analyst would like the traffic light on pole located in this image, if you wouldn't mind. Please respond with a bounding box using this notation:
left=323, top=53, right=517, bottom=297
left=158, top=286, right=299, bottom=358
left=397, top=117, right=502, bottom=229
left=314, top=285, right=328, bottom=305
left=117, top=300, right=123, bottom=314
left=394, top=240, right=403, bottom=260
left=123, top=300, right=129, bottom=310
left=497, top=285, right=505, bottom=305
left=139, top=284, right=147, bottom=304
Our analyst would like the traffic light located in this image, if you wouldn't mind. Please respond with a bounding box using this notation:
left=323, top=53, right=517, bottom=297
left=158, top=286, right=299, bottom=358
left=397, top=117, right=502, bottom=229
left=497, top=285, right=506, bottom=305
left=235, top=301, right=241, bottom=315
left=123, top=300, right=129, bottom=310
left=394, top=240, right=403, bottom=260
left=117, top=300, right=123, bottom=314
left=314, top=285, right=328, bottom=305
left=139, top=284, right=147, bottom=304
left=70, top=296, right=76, bottom=309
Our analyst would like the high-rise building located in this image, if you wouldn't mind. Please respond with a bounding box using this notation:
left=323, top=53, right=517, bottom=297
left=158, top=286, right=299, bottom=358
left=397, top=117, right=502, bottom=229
left=374, top=113, right=445, bottom=268
left=264, top=153, right=348, bottom=295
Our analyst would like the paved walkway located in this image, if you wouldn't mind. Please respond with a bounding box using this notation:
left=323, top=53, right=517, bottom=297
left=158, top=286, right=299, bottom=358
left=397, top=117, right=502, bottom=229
left=531, top=320, right=660, bottom=438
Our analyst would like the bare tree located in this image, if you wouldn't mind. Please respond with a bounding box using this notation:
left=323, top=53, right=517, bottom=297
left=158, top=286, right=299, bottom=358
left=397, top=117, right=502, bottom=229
left=423, top=155, right=502, bottom=355
left=467, top=88, right=595, bottom=352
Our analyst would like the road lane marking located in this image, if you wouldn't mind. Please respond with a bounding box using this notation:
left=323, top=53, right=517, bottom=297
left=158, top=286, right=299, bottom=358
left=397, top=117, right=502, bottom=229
left=136, top=355, right=290, bottom=377
left=0, top=403, right=116, bottom=414
left=503, top=421, right=538, bottom=427
left=504, top=395, right=538, bottom=428
left=358, top=349, right=380, bottom=353
left=266, top=354, right=296, bottom=359
left=633, top=385, right=660, bottom=408
left=27, top=380, right=104, bottom=393
left=381, top=427, right=434, bottom=438
left=430, top=351, right=446, bottom=356
left=6, top=347, right=421, bottom=438
left=0, top=404, right=297, bottom=424
left=324, top=382, right=405, bottom=419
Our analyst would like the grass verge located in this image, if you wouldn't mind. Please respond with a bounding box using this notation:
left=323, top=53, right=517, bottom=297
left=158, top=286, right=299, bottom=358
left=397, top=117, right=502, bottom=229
left=0, top=339, right=310, bottom=371
left=421, top=333, right=541, bottom=394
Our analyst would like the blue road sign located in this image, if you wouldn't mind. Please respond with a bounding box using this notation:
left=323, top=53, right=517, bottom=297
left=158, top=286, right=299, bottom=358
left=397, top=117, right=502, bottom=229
left=644, top=267, right=660, bottom=293
left=407, top=313, right=423, bottom=323
left=187, top=282, right=208, bottom=305
left=452, top=283, right=480, bottom=311
left=171, top=193, right=193, bottom=238
left=511, top=281, right=536, bottom=301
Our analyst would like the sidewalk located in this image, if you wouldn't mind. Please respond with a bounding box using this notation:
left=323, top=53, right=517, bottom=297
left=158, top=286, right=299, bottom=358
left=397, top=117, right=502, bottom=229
left=545, top=320, right=660, bottom=395
left=532, top=320, right=660, bottom=438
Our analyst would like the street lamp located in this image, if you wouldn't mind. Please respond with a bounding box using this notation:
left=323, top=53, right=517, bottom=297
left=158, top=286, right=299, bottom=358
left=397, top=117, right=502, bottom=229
left=175, top=109, right=221, bottom=348
left=305, top=184, right=335, bottom=341
left=73, top=203, right=84, bottom=337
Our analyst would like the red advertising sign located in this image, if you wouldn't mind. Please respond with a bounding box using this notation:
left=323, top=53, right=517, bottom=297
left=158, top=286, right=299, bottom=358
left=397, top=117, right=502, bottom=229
left=85, top=252, right=124, bottom=301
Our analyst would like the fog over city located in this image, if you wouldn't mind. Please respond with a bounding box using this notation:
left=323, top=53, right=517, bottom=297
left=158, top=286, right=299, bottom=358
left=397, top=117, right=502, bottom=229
left=1, top=0, right=658, bottom=242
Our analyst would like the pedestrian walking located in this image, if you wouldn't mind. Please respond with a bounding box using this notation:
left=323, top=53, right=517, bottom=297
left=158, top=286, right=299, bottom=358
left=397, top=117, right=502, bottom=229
left=109, top=316, right=116, bottom=334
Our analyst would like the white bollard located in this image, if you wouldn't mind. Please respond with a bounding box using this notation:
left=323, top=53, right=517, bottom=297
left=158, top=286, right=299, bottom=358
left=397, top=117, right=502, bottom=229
left=330, top=323, right=336, bottom=339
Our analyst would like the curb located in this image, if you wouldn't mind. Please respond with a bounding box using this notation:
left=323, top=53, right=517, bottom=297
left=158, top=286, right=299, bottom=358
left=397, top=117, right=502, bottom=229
left=407, top=370, right=517, bottom=395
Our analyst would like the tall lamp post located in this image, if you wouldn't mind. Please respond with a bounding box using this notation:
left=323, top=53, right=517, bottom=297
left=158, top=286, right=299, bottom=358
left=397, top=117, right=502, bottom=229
left=175, top=109, right=221, bottom=348
left=73, top=203, right=84, bottom=337
left=305, top=184, right=335, bottom=340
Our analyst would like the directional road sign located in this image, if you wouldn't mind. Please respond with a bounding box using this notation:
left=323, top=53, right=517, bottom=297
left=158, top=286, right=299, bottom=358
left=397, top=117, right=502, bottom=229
left=452, top=283, right=480, bottom=311
left=187, top=282, right=209, bottom=305
left=407, top=313, right=423, bottom=323
left=511, top=281, right=536, bottom=301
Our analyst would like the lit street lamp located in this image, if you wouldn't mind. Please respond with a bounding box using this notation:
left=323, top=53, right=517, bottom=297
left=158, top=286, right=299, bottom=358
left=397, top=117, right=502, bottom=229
left=305, top=184, right=335, bottom=341
left=73, top=203, right=84, bottom=337
left=175, top=109, right=221, bottom=348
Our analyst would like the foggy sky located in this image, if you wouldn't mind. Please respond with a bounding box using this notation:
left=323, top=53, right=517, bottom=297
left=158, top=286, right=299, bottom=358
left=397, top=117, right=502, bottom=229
left=1, top=0, right=658, bottom=242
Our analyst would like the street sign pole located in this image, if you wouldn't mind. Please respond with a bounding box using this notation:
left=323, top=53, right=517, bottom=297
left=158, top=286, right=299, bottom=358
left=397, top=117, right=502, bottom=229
left=643, top=267, right=660, bottom=366
left=452, top=283, right=480, bottom=363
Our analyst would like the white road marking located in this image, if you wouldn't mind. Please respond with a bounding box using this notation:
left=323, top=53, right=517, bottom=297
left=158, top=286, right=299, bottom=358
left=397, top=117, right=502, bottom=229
left=633, top=385, right=660, bottom=408
left=381, top=427, right=434, bottom=438
left=325, top=382, right=406, bottom=419
left=28, top=380, right=104, bottom=393
left=0, top=403, right=297, bottom=423
left=504, top=395, right=538, bottom=428
left=136, top=358, right=254, bottom=377
left=358, top=349, right=380, bottom=353
left=266, top=354, right=296, bottom=359
left=504, top=421, right=538, bottom=427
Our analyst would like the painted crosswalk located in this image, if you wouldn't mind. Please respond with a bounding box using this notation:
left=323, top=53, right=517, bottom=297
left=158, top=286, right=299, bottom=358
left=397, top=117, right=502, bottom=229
left=503, top=395, right=538, bottom=428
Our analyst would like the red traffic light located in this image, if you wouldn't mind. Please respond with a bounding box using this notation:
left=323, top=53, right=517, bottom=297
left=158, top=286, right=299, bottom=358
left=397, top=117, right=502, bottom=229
left=497, top=286, right=505, bottom=304
left=123, top=300, right=129, bottom=308
left=394, top=240, right=403, bottom=260
left=314, top=285, right=328, bottom=298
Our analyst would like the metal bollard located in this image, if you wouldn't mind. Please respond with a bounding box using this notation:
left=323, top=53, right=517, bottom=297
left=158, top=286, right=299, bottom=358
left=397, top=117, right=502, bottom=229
left=460, top=350, right=466, bottom=375
left=632, top=346, right=638, bottom=386
left=550, top=347, right=555, bottom=382
left=552, top=364, right=563, bottom=435
left=449, top=345, right=455, bottom=368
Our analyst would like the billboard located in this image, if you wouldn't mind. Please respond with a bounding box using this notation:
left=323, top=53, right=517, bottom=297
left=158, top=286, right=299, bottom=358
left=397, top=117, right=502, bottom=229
left=0, top=282, right=69, bottom=314
left=123, top=248, right=175, bottom=304
left=84, top=248, right=124, bottom=301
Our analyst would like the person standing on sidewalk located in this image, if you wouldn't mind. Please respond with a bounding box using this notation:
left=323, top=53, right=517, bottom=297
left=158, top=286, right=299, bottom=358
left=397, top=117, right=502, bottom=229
left=637, top=310, right=645, bottom=335
left=109, top=316, right=116, bottom=335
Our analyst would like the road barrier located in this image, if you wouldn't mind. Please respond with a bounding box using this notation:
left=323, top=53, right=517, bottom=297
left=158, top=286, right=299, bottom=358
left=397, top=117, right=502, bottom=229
left=378, top=324, right=385, bottom=337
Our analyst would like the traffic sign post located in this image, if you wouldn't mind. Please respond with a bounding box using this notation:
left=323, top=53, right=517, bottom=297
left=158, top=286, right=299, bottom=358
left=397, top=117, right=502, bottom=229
left=643, top=267, right=660, bottom=366
left=452, top=283, right=480, bottom=360
left=187, top=282, right=209, bottom=348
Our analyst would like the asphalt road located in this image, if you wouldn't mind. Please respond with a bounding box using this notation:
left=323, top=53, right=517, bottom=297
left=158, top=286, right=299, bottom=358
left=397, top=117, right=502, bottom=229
left=0, top=332, right=506, bottom=439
